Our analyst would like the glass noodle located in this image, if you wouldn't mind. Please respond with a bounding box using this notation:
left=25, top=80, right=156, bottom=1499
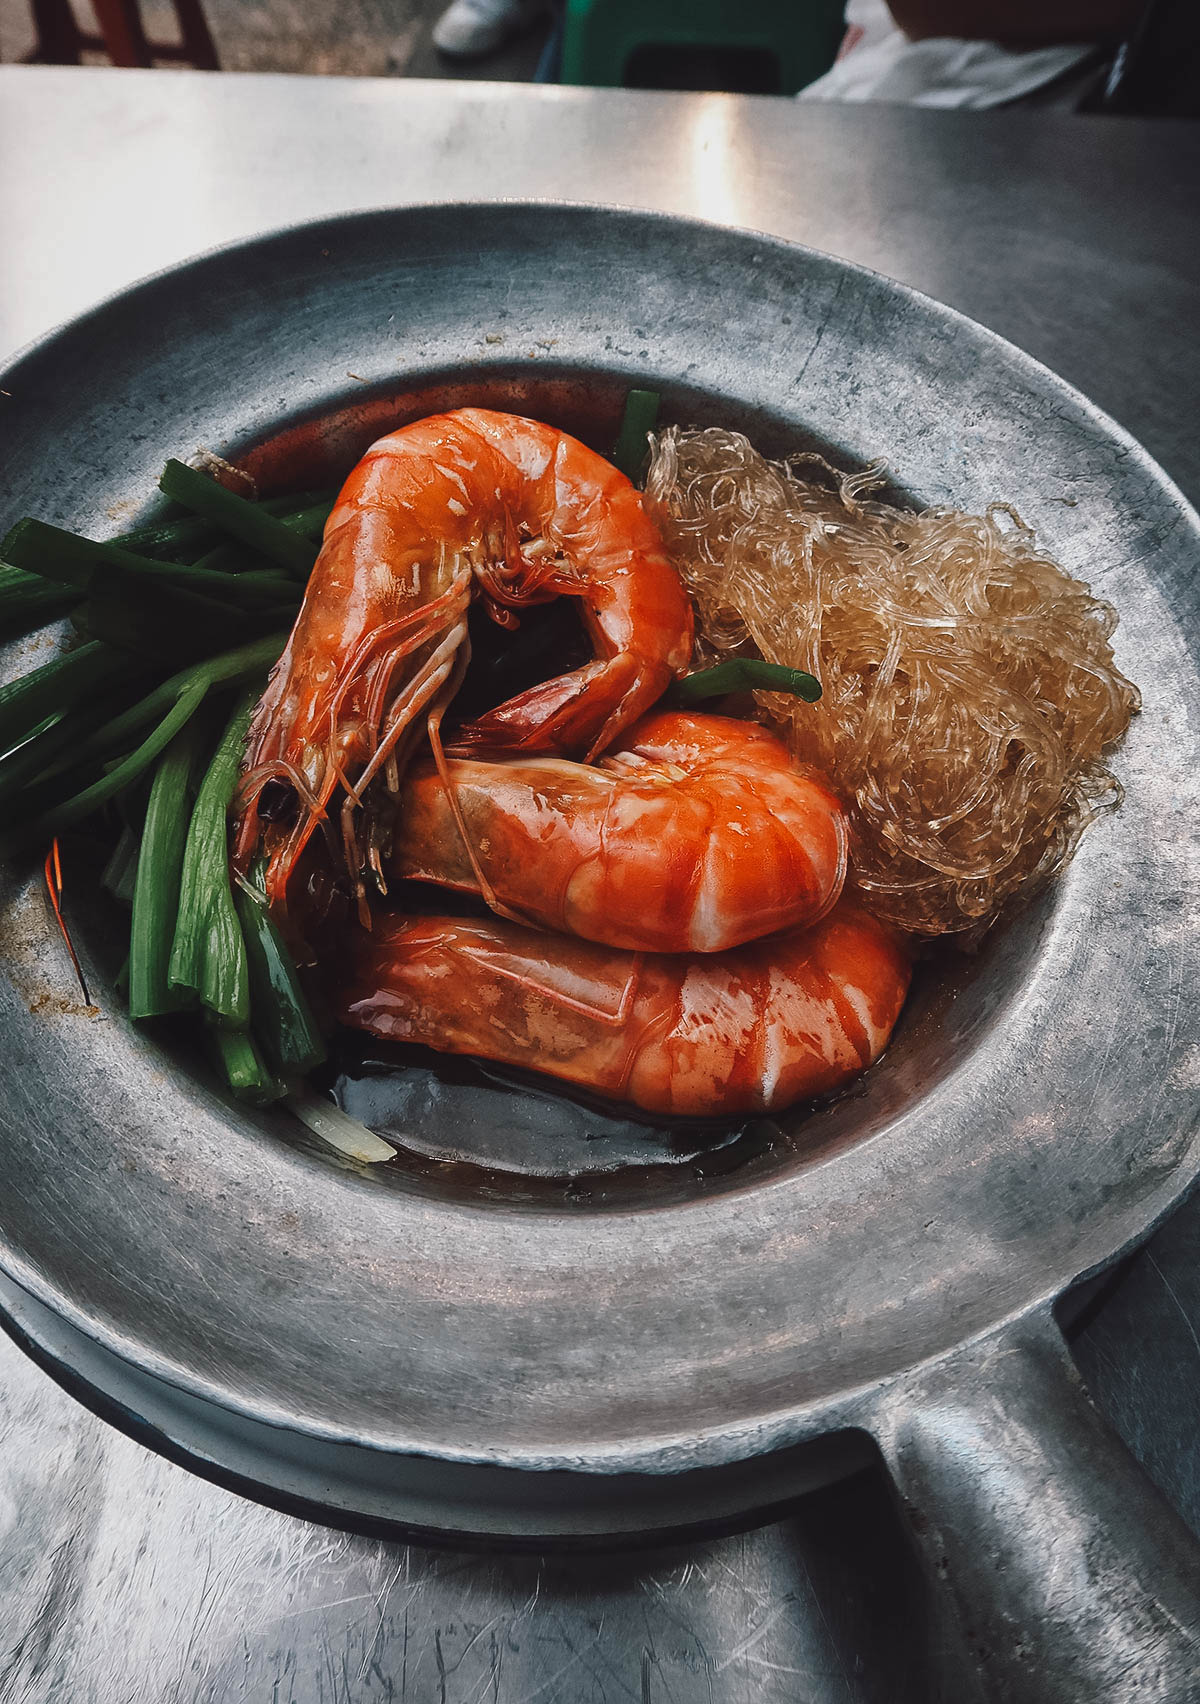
left=645, top=428, right=1139, bottom=936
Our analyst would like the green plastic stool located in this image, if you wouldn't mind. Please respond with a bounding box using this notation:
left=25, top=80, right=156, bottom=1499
left=560, top=0, right=846, bottom=96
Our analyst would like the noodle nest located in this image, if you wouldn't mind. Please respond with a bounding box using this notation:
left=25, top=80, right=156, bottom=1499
left=645, top=427, right=1139, bottom=936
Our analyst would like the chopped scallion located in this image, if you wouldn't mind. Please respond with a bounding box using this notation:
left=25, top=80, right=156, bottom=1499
left=51, top=633, right=286, bottom=781
left=235, top=879, right=326, bottom=1076
left=167, top=692, right=258, bottom=1027
left=0, top=640, right=140, bottom=759
left=0, top=678, right=209, bottom=855
left=612, top=389, right=661, bottom=485
left=159, top=460, right=317, bottom=579
left=285, top=1087, right=397, bottom=1163
left=0, top=564, right=82, bottom=643
left=129, top=718, right=206, bottom=1019
left=667, top=659, right=822, bottom=706
left=101, top=825, right=141, bottom=907
left=209, top=1019, right=284, bottom=1105
left=112, top=488, right=331, bottom=563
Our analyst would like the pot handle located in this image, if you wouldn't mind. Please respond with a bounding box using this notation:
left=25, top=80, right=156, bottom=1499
left=860, top=1308, right=1200, bottom=1703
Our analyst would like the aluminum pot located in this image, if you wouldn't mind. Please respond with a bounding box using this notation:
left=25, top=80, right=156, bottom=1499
left=1, top=205, right=1198, bottom=1703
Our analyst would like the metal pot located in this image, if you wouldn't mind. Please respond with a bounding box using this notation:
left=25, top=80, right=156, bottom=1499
left=1, top=205, right=1197, bottom=1703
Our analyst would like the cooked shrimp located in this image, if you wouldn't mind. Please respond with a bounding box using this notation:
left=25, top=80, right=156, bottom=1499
left=390, top=709, right=849, bottom=953
left=232, top=409, right=693, bottom=916
left=336, top=900, right=910, bottom=1118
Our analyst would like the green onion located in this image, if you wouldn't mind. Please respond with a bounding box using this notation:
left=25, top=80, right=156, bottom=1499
left=208, top=1019, right=283, bottom=1105
left=159, top=460, right=317, bottom=579
left=235, top=880, right=325, bottom=1075
left=52, top=633, right=286, bottom=780
left=0, top=465, right=332, bottom=1107
left=280, top=499, right=335, bottom=541
left=189, top=542, right=258, bottom=576
left=77, top=566, right=294, bottom=663
left=113, top=487, right=332, bottom=558
left=128, top=718, right=206, bottom=1019
left=185, top=505, right=329, bottom=576
left=0, top=464, right=336, bottom=1112
left=167, top=692, right=257, bottom=1027
left=111, top=513, right=218, bottom=561
left=101, top=825, right=141, bottom=906
left=214, top=572, right=301, bottom=609
left=612, top=389, right=661, bottom=484
left=0, top=634, right=282, bottom=838
left=0, top=678, right=208, bottom=855
left=0, top=703, right=119, bottom=807
left=78, top=569, right=256, bottom=663
left=3, top=519, right=301, bottom=612
left=0, top=640, right=139, bottom=758
left=260, top=489, right=335, bottom=518
left=667, top=659, right=823, bottom=706
left=2, top=518, right=185, bottom=589
left=285, top=1086, right=397, bottom=1163
left=0, top=565, right=82, bottom=643
left=191, top=547, right=293, bottom=580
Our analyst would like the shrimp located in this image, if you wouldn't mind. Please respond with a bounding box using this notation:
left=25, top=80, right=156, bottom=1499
left=389, top=710, right=849, bottom=954
left=336, top=900, right=911, bottom=1118
left=232, top=409, right=693, bottom=918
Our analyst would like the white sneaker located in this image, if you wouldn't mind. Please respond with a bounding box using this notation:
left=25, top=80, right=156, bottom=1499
left=432, top=0, right=547, bottom=59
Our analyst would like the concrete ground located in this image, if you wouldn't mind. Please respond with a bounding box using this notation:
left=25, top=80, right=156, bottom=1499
left=0, top=0, right=552, bottom=79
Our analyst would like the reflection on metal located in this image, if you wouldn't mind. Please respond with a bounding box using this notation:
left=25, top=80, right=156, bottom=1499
left=868, top=1313, right=1200, bottom=1703
left=687, top=95, right=742, bottom=227
left=0, top=1314, right=941, bottom=1702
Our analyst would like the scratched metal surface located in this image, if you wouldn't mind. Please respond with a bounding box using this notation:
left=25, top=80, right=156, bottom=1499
left=0, top=1234, right=1197, bottom=1702
left=1, top=68, right=1200, bottom=1703
left=0, top=1313, right=934, bottom=1702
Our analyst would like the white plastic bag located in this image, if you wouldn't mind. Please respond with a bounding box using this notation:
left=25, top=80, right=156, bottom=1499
left=799, top=0, right=1094, bottom=107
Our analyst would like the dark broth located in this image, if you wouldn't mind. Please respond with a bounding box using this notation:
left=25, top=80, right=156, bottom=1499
left=322, top=1037, right=783, bottom=1203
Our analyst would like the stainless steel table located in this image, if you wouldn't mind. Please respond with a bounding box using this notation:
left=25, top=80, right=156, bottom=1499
left=1, top=65, right=1199, bottom=1703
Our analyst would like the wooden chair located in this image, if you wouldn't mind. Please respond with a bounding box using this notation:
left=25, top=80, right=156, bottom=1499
left=25, top=0, right=219, bottom=69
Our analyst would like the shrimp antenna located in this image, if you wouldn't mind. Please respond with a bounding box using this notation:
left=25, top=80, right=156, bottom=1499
left=43, top=838, right=91, bottom=1005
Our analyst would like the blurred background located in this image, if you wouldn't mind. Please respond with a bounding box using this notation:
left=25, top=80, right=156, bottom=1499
left=0, top=0, right=1195, bottom=114
left=2, top=0, right=549, bottom=79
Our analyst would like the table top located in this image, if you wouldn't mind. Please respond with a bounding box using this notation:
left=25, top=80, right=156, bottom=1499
left=2, top=63, right=1199, bottom=1704
left=5, top=65, right=1200, bottom=497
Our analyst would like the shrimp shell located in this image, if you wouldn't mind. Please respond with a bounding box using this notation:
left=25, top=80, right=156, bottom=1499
left=390, top=710, right=849, bottom=953
left=233, top=409, right=693, bottom=918
left=336, top=900, right=911, bottom=1119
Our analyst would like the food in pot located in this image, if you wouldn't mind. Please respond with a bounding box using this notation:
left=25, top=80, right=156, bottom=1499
left=1, top=396, right=1138, bottom=1134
